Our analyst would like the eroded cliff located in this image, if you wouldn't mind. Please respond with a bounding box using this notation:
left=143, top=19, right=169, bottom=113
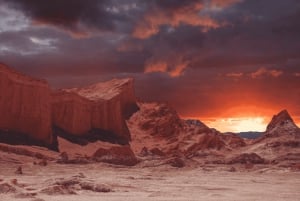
left=52, top=78, right=138, bottom=144
left=0, top=63, right=54, bottom=148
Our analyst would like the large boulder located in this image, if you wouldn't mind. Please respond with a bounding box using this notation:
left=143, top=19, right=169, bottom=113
left=0, top=63, right=54, bottom=148
left=92, top=146, right=139, bottom=166
left=52, top=78, right=138, bottom=144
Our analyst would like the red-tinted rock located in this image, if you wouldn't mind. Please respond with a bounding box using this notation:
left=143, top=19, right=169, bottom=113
left=150, top=148, right=165, bottom=156
left=227, top=153, right=265, bottom=164
left=267, top=110, right=294, bottom=131
left=52, top=78, right=138, bottom=143
left=186, top=133, right=226, bottom=153
left=264, top=110, right=300, bottom=137
left=168, top=157, right=185, bottom=168
left=221, top=133, right=246, bottom=148
left=93, top=146, right=138, bottom=166
left=0, top=183, right=17, bottom=193
left=52, top=92, right=92, bottom=136
left=139, top=147, right=149, bottom=156
left=0, top=64, right=53, bottom=146
left=136, top=103, right=183, bottom=137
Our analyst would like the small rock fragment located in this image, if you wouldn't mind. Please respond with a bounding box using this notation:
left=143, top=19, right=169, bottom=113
left=15, top=166, right=23, bottom=175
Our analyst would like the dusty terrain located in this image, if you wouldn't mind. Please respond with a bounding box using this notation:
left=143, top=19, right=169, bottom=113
left=0, top=146, right=300, bottom=201
left=0, top=159, right=299, bottom=201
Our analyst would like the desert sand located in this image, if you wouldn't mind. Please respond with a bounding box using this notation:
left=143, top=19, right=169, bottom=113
left=0, top=150, right=300, bottom=201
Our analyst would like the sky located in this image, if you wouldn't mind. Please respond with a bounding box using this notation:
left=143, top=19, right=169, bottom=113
left=0, top=0, right=299, bottom=132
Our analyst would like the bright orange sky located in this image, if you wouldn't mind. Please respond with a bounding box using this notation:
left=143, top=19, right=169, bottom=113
left=184, top=105, right=300, bottom=132
left=202, top=117, right=267, bottom=132
left=1, top=0, right=299, bottom=134
left=184, top=114, right=300, bottom=132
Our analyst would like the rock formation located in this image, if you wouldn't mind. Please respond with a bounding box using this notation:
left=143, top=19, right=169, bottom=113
left=264, top=109, right=300, bottom=137
left=0, top=64, right=138, bottom=149
left=92, top=145, right=138, bottom=166
left=131, top=102, right=184, bottom=138
left=52, top=78, right=138, bottom=144
left=244, top=110, right=300, bottom=167
left=129, top=102, right=246, bottom=160
left=227, top=153, right=265, bottom=164
left=0, top=63, right=54, bottom=148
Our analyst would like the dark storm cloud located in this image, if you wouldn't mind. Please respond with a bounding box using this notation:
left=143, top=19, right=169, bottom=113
left=0, top=0, right=300, bottom=120
left=1, top=0, right=299, bottom=76
left=193, top=0, right=300, bottom=66
left=1, top=0, right=135, bottom=36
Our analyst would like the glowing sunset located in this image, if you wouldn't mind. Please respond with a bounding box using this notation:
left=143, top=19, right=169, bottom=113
left=0, top=0, right=300, bottom=133
left=0, top=0, right=300, bottom=201
left=199, top=117, right=266, bottom=132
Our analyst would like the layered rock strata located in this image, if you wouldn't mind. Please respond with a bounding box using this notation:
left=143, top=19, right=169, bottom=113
left=52, top=78, right=138, bottom=144
left=0, top=63, right=55, bottom=148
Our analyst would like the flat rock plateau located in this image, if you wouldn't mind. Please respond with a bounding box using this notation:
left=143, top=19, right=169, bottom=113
left=0, top=64, right=299, bottom=201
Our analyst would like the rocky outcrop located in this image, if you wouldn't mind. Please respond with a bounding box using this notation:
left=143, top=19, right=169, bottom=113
left=64, top=78, right=138, bottom=119
left=167, top=157, right=185, bottom=168
left=267, top=110, right=294, bottom=131
left=0, top=143, right=55, bottom=160
left=40, top=176, right=112, bottom=195
left=264, top=110, right=300, bottom=137
left=227, top=153, right=265, bottom=164
left=52, top=78, right=138, bottom=144
left=92, top=146, right=138, bottom=166
left=185, top=133, right=226, bottom=153
left=248, top=110, right=300, bottom=163
left=0, top=63, right=54, bottom=148
left=133, top=102, right=183, bottom=137
left=0, top=64, right=138, bottom=149
left=179, top=130, right=245, bottom=158
left=221, top=133, right=246, bottom=148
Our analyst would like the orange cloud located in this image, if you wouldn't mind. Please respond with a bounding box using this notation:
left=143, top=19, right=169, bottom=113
left=210, top=0, right=242, bottom=8
left=169, top=62, right=189, bottom=77
left=226, top=72, right=243, bottom=77
left=269, top=69, right=283, bottom=77
left=250, top=67, right=283, bottom=78
left=294, top=72, right=300, bottom=77
left=133, top=3, right=219, bottom=39
left=144, top=61, right=168, bottom=74
left=144, top=60, right=189, bottom=77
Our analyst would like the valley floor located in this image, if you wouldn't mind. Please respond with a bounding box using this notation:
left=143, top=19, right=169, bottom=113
left=0, top=160, right=299, bottom=201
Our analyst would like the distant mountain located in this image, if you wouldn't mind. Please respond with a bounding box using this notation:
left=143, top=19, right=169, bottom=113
left=237, top=132, right=263, bottom=139
left=264, top=109, right=300, bottom=137
left=185, top=119, right=263, bottom=139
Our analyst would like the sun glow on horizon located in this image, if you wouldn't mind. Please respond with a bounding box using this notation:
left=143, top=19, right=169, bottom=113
left=197, top=117, right=268, bottom=133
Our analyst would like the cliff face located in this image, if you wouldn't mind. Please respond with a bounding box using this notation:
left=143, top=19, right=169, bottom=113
left=52, top=91, right=92, bottom=136
left=0, top=63, right=53, bottom=146
left=52, top=78, right=137, bottom=144
left=65, top=78, right=138, bottom=118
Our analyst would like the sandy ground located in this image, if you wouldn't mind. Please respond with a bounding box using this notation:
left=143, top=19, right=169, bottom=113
left=0, top=157, right=299, bottom=201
